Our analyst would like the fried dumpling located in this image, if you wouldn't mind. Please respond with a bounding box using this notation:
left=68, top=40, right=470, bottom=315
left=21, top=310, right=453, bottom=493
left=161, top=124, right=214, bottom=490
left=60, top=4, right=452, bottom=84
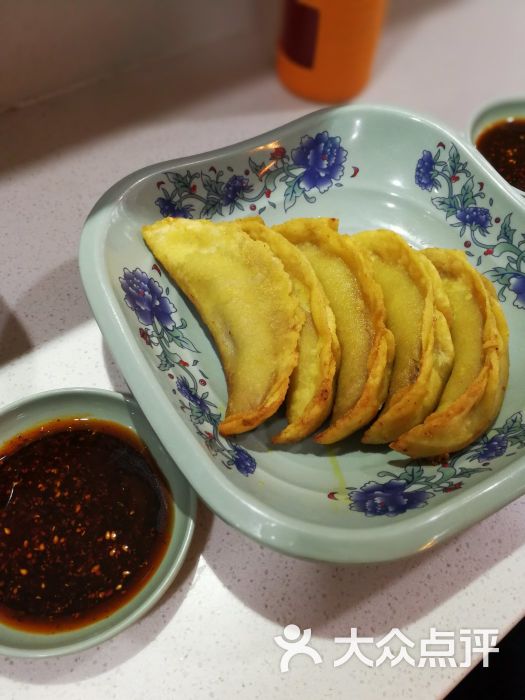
left=352, top=230, right=454, bottom=444
left=273, top=218, right=394, bottom=444
left=225, top=216, right=340, bottom=443
left=391, top=249, right=509, bottom=458
left=142, top=217, right=304, bottom=435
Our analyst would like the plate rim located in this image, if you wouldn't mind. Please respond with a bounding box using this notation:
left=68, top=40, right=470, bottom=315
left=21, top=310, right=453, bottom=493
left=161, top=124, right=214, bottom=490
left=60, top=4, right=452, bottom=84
left=79, top=103, right=525, bottom=563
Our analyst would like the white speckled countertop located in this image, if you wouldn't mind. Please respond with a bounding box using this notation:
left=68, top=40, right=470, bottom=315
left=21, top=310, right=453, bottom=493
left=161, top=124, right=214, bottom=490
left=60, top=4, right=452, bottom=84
left=1, top=1, right=525, bottom=697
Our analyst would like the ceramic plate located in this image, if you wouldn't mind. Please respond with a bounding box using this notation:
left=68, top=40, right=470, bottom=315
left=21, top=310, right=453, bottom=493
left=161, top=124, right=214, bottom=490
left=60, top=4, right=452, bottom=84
left=79, top=104, right=525, bottom=563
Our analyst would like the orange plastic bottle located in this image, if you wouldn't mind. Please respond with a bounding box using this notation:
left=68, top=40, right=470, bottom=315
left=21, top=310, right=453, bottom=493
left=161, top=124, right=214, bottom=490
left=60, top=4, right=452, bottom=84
left=277, top=0, right=386, bottom=103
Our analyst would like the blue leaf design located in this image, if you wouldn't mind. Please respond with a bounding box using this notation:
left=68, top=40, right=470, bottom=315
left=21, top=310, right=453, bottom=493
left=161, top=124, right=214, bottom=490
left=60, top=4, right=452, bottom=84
left=283, top=177, right=303, bottom=212
left=448, top=144, right=461, bottom=175
left=502, top=412, right=525, bottom=434
left=459, top=177, right=476, bottom=207
left=498, top=213, right=516, bottom=243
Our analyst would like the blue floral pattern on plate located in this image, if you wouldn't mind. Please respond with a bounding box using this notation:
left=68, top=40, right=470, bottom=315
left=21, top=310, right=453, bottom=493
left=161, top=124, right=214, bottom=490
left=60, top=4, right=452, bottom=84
left=120, top=267, right=256, bottom=476
left=154, top=130, right=352, bottom=219
left=415, top=141, right=525, bottom=309
left=329, top=411, right=525, bottom=517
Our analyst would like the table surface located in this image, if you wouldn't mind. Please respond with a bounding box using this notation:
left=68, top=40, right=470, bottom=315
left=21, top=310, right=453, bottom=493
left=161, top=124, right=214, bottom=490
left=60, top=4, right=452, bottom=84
left=1, top=0, right=524, bottom=697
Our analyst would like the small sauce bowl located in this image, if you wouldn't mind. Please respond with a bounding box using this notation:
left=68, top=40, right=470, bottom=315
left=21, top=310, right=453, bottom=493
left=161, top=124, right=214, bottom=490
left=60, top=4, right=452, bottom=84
left=469, top=97, right=525, bottom=196
left=0, top=388, right=196, bottom=658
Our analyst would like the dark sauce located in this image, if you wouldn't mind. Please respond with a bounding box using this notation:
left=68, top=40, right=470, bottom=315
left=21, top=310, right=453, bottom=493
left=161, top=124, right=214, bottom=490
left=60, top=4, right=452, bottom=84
left=0, top=418, right=173, bottom=633
left=476, top=117, right=525, bottom=190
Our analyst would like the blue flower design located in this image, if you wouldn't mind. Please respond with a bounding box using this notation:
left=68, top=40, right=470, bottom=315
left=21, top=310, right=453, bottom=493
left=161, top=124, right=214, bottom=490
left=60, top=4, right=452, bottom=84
left=120, top=266, right=258, bottom=477
left=155, top=198, right=194, bottom=219
left=229, top=445, right=256, bottom=476
left=175, top=375, right=193, bottom=400
left=476, top=434, right=508, bottom=462
left=509, top=273, right=525, bottom=309
left=291, top=131, right=347, bottom=193
left=415, top=142, right=525, bottom=309
left=456, top=206, right=492, bottom=229
left=415, top=150, right=436, bottom=190
left=120, top=268, right=175, bottom=329
left=175, top=376, right=210, bottom=413
left=221, top=175, right=252, bottom=205
left=176, top=376, right=256, bottom=474
left=350, top=479, right=430, bottom=517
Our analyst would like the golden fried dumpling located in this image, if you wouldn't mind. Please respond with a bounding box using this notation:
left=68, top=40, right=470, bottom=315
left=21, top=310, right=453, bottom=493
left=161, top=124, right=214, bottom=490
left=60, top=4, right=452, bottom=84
left=227, top=216, right=340, bottom=443
left=142, top=217, right=304, bottom=435
left=352, top=230, right=454, bottom=444
left=391, top=249, right=509, bottom=458
left=273, top=218, right=394, bottom=444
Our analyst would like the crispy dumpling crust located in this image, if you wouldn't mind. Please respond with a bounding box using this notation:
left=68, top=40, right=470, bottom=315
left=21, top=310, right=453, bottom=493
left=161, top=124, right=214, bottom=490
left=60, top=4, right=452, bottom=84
left=391, top=249, right=509, bottom=458
left=142, top=217, right=304, bottom=435
left=273, top=218, right=394, bottom=444
left=227, top=217, right=340, bottom=443
left=352, top=230, right=454, bottom=444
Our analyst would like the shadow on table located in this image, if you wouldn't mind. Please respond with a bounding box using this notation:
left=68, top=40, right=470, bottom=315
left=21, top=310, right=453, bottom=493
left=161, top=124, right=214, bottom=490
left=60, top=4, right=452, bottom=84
left=0, top=259, right=93, bottom=370
left=102, top=340, right=127, bottom=392
left=0, top=501, right=212, bottom=685
left=199, top=499, right=525, bottom=639
left=0, top=295, right=32, bottom=367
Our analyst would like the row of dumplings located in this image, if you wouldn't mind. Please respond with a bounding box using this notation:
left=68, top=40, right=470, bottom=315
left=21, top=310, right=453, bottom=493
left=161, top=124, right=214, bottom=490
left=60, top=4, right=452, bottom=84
left=142, top=216, right=509, bottom=459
